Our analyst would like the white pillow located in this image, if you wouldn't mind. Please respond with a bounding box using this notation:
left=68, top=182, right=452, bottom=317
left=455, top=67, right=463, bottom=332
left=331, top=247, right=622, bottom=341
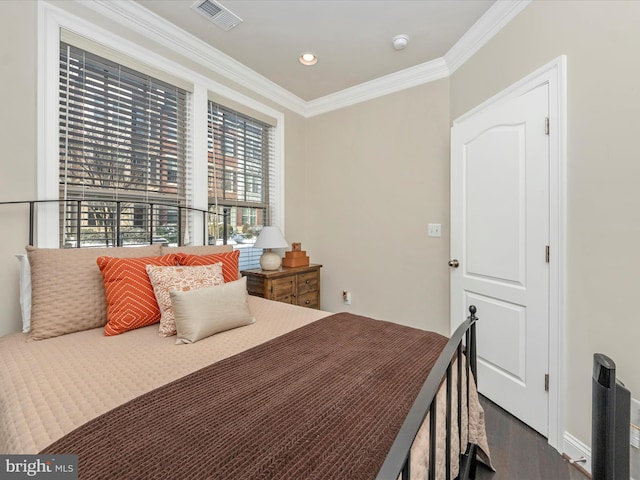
left=170, top=277, right=255, bottom=345
left=15, top=254, right=31, bottom=333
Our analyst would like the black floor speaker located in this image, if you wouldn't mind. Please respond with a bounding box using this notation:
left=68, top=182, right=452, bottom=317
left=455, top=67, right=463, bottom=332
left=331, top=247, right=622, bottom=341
left=592, top=353, right=630, bottom=480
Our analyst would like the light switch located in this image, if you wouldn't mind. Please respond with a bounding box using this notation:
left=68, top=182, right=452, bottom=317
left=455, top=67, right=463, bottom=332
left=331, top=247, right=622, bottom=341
left=428, top=224, right=441, bottom=237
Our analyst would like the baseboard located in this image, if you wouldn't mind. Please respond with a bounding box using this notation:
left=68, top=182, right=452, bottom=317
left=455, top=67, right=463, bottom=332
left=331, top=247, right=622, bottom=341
left=563, top=432, right=592, bottom=478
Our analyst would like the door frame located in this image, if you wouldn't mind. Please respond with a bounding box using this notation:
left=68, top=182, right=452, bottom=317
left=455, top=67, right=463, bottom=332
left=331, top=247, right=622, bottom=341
left=451, top=56, right=566, bottom=451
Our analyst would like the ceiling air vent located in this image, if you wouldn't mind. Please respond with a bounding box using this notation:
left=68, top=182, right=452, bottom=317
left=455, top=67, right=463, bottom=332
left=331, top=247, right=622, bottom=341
left=191, top=0, right=243, bottom=31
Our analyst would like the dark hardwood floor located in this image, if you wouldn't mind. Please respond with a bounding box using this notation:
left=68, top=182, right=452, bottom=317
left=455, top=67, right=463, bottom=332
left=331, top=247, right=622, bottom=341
left=475, top=396, right=589, bottom=480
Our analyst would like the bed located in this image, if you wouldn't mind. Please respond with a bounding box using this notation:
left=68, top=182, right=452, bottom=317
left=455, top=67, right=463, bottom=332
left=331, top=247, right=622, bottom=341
left=0, top=200, right=491, bottom=480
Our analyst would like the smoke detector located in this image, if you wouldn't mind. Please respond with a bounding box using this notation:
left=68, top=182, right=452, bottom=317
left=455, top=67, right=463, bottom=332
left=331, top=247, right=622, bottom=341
left=191, top=0, right=243, bottom=31
left=392, top=34, right=410, bottom=51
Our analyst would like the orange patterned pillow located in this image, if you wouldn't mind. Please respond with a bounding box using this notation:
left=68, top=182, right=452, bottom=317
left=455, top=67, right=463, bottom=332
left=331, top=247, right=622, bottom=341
left=176, top=250, right=240, bottom=283
left=97, top=254, right=178, bottom=336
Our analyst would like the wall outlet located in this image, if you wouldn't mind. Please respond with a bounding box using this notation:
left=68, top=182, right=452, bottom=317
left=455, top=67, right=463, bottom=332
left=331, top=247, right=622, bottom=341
left=428, top=223, right=441, bottom=237
left=342, top=290, right=351, bottom=305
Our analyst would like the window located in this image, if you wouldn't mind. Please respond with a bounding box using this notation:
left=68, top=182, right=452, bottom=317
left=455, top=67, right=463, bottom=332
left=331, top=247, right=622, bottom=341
left=208, top=102, right=275, bottom=269
left=241, top=208, right=257, bottom=227
left=223, top=169, right=237, bottom=193
left=58, top=42, right=189, bottom=247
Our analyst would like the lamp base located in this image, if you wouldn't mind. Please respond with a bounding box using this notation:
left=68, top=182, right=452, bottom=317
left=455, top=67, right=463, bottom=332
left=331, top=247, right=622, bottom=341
left=260, top=250, right=282, bottom=270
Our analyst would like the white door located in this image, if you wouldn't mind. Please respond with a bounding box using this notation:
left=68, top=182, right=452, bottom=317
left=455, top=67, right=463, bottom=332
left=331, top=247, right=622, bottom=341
left=450, top=84, right=550, bottom=436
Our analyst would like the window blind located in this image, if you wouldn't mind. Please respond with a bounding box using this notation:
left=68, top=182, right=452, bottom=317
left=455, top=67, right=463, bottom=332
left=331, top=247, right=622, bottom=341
left=59, top=42, right=190, bottom=247
left=207, top=102, right=276, bottom=269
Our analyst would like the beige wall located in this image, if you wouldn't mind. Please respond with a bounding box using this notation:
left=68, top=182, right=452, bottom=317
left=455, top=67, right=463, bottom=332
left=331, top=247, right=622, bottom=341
left=305, top=80, right=451, bottom=333
left=451, top=0, right=640, bottom=451
left=0, top=1, right=38, bottom=334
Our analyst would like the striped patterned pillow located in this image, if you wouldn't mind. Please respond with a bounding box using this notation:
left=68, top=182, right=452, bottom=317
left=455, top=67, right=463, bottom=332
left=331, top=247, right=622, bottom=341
left=97, top=254, right=178, bottom=336
left=175, top=250, right=240, bottom=283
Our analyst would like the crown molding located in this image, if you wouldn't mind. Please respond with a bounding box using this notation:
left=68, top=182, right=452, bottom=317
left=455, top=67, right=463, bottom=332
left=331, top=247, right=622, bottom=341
left=445, top=0, right=532, bottom=74
left=305, top=58, right=449, bottom=117
left=84, top=0, right=309, bottom=116
left=78, top=0, right=530, bottom=118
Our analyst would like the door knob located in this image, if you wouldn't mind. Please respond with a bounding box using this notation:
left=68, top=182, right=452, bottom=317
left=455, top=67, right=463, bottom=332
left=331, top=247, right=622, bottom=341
left=448, top=259, right=459, bottom=268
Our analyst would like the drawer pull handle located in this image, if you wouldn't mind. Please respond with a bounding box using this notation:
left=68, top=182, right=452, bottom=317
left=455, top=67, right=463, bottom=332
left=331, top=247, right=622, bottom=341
left=305, top=300, right=310, bottom=304
left=306, top=279, right=310, bottom=284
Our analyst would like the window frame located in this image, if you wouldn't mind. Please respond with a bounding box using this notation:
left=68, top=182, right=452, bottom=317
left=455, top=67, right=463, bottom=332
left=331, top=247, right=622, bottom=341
left=58, top=42, right=191, bottom=247
left=38, top=3, right=285, bottom=248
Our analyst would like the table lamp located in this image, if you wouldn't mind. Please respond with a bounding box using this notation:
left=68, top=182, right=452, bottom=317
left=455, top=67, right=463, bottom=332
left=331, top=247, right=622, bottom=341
left=253, top=226, right=289, bottom=270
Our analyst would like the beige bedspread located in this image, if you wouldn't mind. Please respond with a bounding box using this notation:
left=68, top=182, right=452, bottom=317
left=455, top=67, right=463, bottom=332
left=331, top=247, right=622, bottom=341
left=0, top=296, right=329, bottom=454
left=0, top=297, right=489, bottom=479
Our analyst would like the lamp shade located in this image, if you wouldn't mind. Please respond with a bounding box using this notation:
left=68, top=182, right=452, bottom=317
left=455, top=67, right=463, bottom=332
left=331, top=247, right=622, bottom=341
left=253, top=226, right=289, bottom=250
left=254, top=227, right=288, bottom=270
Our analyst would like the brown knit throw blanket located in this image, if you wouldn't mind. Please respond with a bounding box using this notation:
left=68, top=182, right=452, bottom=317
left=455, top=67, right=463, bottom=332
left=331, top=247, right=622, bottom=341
left=42, top=312, right=448, bottom=480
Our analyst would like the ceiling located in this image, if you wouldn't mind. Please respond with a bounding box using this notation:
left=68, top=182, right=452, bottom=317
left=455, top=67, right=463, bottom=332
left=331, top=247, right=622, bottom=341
left=133, top=0, right=495, bottom=102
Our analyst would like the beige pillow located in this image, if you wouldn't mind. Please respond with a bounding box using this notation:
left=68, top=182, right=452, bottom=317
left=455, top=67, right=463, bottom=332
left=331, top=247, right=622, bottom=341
left=171, top=277, right=255, bottom=345
left=146, top=263, right=225, bottom=337
left=26, top=244, right=162, bottom=340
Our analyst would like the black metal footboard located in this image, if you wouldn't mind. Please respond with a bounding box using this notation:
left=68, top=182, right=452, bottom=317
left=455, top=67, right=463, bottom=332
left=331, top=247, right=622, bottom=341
left=376, top=305, right=479, bottom=480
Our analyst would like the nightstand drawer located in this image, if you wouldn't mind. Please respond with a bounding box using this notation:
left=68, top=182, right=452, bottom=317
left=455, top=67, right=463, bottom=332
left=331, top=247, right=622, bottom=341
left=297, top=291, right=319, bottom=309
left=297, top=271, right=319, bottom=295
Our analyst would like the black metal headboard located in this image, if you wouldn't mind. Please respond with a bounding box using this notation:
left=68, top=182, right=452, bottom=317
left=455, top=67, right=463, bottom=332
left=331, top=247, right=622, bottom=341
left=0, top=199, right=229, bottom=248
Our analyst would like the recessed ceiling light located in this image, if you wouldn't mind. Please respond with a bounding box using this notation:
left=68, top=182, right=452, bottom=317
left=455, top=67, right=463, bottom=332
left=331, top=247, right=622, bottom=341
left=299, top=53, right=318, bottom=66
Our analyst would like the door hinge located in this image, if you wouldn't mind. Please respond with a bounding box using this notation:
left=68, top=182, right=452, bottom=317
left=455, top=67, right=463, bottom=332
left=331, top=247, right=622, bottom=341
left=545, top=245, right=550, bottom=263
left=545, top=117, right=550, bottom=135
left=544, top=374, right=550, bottom=392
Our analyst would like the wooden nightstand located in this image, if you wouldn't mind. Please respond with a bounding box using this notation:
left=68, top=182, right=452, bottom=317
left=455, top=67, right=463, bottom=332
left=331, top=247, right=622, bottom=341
left=241, top=264, right=322, bottom=309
